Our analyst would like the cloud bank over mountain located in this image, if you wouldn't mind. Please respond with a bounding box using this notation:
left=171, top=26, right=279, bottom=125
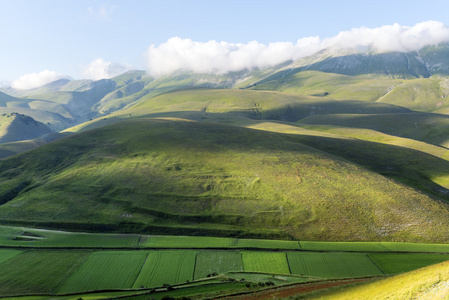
left=146, top=21, right=449, bottom=76
left=82, top=58, right=132, bottom=80
left=11, top=70, right=70, bottom=90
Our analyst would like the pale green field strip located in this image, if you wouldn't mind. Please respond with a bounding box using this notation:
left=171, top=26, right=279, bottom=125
left=287, top=252, right=384, bottom=279
left=132, top=250, right=197, bottom=288
left=0, top=225, right=140, bottom=248
left=241, top=251, right=290, bottom=274
left=194, top=250, right=243, bottom=280
left=58, top=251, right=148, bottom=293
left=2, top=225, right=449, bottom=253
left=0, top=250, right=89, bottom=296
left=139, top=235, right=232, bottom=248
left=368, top=253, right=449, bottom=275
left=299, top=241, right=449, bottom=253
left=232, top=238, right=300, bottom=249
left=380, top=242, right=449, bottom=253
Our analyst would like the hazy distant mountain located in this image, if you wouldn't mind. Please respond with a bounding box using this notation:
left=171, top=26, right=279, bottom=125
left=0, top=113, right=53, bottom=143
left=0, top=43, right=448, bottom=140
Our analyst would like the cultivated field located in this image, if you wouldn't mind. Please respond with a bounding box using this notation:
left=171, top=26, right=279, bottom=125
left=0, top=226, right=448, bottom=298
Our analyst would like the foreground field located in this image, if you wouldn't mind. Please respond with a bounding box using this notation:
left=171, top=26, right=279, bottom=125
left=312, top=260, right=449, bottom=299
left=0, top=226, right=448, bottom=299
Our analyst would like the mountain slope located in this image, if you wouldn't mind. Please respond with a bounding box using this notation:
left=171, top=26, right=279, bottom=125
left=315, top=260, right=449, bottom=299
left=0, top=113, right=53, bottom=143
left=66, top=88, right=411, bottom=133
left=1, top=118, right=449, bottom=242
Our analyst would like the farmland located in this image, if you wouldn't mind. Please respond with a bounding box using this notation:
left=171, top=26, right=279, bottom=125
left=58, top=251, right=148, bottom=293
left=0, top=226, right=448, bottom=298
left=287, top=252, right=384, bottom=278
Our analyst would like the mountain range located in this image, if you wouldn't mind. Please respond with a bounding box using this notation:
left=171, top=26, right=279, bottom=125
left=1, top=44, right=449, bottom=242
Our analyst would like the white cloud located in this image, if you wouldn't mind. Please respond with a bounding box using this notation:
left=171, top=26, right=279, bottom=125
left=11, top=70, right=70, bottom=90
left=82, top=58, right=131, bottom=80
left=87, top=4, right=118, bottom=21
left=145, top=21, right=449, bottom=77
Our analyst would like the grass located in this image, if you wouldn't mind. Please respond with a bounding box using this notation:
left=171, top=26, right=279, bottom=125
left=194, top=250, right=243, bottom=279
left=141, top=235, right=233, bottom=248
left=312, top=260, right=449, bottom=299
left=0, top=250, right=89, bottom=296
left=132, top=250, right=197, bottom=288
left=0, top=248, right=23, bottom=263
left=0, top=232, right=447, bottom=297
left=299, top=241, right=390, bottom=252
left=2, top=118, right=449, bottom=242
left=368, top=253, right=449, bottom=275
left=242, top=251, right=290, bottom=274
left=0, top=225, right=141, bottom=248
left=297, top=112, right=449, bottom=148
left=59, top=251, right=148, bottom=293
left=287, top=252, right=384, bottom=279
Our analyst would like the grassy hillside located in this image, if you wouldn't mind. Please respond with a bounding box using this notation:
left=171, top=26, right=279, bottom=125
left=247, top=122, right=449, bottom=200
left=0, top=113, right=53, bottom=143
left=65, top=89, right=449, bottom=199
left=247, top=70, right=449, bottom=113
left=297, top=112, right=449, bottom=148
left=1, top=118, right=449, bottom=242
left=66, top=88, right=410, bottom=133
left=312, top=260, right=449, bottom=299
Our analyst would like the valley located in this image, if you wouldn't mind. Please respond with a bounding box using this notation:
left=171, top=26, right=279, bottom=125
left=1, top=44, right=449, bottom=298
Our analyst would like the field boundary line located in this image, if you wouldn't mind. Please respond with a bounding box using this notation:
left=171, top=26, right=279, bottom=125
left=365, top=253, right=386, bottom=275
left=285, top=252, right=293, bottom=275
left=131, top=251, right=150, bottom=288
left=192, top=251, right=199, bottom=281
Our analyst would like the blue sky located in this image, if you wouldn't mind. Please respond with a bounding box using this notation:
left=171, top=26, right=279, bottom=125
left=1, top=0, right=449, bottom=85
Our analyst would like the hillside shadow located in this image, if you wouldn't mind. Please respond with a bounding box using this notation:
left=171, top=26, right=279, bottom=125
left=1, top=116, right=449, bottom=239
left=41, top=113, right=449, bottom=201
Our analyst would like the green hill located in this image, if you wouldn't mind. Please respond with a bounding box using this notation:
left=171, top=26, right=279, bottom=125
left=313, top=260, right=449, bottom=299
left=0, top=113, right=53, bottom=143
left=297, top=112, right=449, bottom=148
left=1, top=118, right=449, bottom=242
left=66, top=88, right=410, bottom=133
left=64, top=89, right=449, bottom=200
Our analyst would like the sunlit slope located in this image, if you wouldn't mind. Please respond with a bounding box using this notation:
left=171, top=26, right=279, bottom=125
left=66, top=88, right=410, bottom=133
left=314, top=260, right=449, bottom=300
left=248, top=122, right=449, bottom=200
left=298, top=112, right=449, bottom=148
left=2, top=119, right=449, bottom=242
left=246, top=70, right=449, bottom=113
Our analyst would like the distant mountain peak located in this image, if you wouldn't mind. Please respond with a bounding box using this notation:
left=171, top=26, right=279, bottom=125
left=0, top=113, right=53, bottom=143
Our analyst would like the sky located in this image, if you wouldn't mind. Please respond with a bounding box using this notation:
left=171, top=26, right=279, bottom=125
left=1, top=0, right=449, bottom=88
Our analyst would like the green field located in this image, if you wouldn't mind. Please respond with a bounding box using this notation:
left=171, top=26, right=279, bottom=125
left=299, top=241, right=390, bottom=252
left=0, top=249, right=22, bottom=264
left=132, top=250, right=197, bottom=288
left=140, top=235, right=233, bottom=248
left=59, top=251, right=148, bottom=293
left=368, top=253, right=449, bottom=275
left=287, top=252, right=384, bottom=278
left=0, top=230, right=446, bottom=298
left=194, top=250, right=243, bottom=279
left=233, top=238, right=301, bottom=249
left=315, top=261, right=449, bottom=300
left=0, top=250, right=89, bottom=296
left=242, top=251, right=290, bottom=274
